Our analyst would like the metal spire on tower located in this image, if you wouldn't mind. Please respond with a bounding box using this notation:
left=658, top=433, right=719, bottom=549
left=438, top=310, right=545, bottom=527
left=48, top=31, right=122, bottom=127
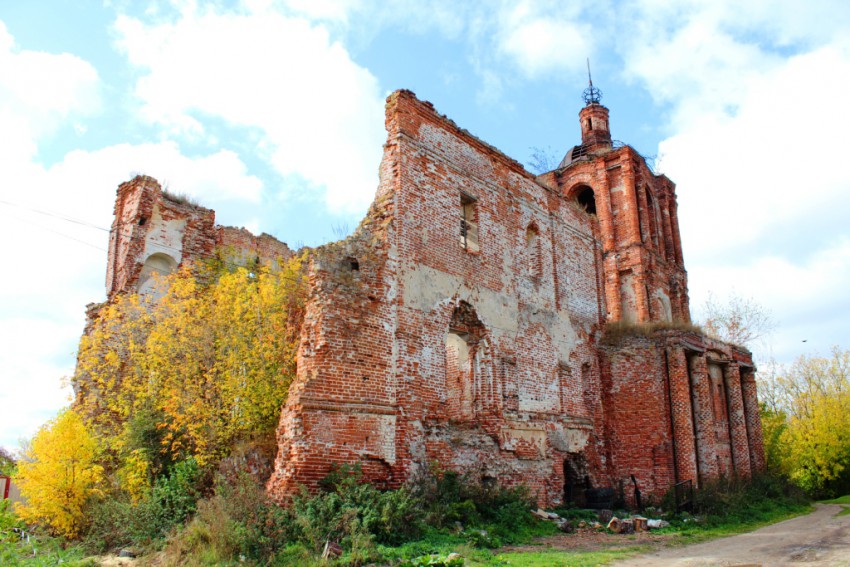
left=582, top=58, right=602, bottom=105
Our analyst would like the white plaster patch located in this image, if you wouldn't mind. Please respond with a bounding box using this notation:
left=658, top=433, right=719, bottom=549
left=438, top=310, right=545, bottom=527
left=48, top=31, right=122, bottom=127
left=547, top=425, right=590, bottom=453
left=499, top=424, right=547, bottom=456
left=142, top=204, right=186, bottom=263
left=401, top=264, right=519, bottom=333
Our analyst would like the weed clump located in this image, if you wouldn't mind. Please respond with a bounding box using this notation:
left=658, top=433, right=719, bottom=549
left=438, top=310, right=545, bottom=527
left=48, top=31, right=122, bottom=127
left=661, top=474, right=810, bottom=532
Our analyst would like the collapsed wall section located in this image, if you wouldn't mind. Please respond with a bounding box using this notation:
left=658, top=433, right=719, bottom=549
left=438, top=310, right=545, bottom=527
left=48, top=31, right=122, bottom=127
left=103, top=175, right=291, bottom=302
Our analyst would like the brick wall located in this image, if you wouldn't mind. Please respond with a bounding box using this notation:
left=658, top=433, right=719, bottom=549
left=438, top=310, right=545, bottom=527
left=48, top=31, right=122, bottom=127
left=87, top=89, right=766, bottom=509
left=103, top=176, right=290, bottom=301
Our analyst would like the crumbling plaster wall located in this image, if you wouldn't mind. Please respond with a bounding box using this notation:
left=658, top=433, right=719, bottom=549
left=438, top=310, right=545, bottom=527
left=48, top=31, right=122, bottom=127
left=89, top=90, right=767, bottom=510
left=269, top=91, right=610, bottom=505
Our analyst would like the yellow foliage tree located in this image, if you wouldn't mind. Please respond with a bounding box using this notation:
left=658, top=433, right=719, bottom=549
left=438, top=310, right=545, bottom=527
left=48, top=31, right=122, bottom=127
left=15, top=409, right=103, bottom=538
left=760, top=347, right=850, bottom=495
left=75, top=255, right=306, bottom=473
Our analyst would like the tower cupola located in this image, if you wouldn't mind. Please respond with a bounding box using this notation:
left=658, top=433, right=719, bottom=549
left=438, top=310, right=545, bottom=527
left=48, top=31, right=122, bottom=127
left=579, top=63, right=612, bottom=149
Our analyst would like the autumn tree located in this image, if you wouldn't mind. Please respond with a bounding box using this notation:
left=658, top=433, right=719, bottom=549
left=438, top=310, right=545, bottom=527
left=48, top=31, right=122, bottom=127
left=701, top=291, right=777, bottom=347
left=15, top=409, right=103, bottom=538
left=759, top=347, right=850, bottom=496
left=74, top=255, right=307, bottom=483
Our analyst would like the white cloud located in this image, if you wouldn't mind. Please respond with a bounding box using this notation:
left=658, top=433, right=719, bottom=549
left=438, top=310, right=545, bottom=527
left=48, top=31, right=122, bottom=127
left=0, top=21, right=101, bottom=163
left=114, top=2, right=386, bottom=214
left=0, top=141, right=267, bottom=449
left=616, top=1, right=850, bottom=362
left=0, top=318, right=77, bottom=449
left=495, top=1, right=592, bottom=79
left=660, top=42, right=850, bottom=258
left=689, top=239, right=850, bottom=362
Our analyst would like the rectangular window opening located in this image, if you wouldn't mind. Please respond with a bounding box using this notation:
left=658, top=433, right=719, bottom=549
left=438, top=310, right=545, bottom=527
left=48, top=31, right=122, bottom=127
left=460, top=192, right=479, bottom=253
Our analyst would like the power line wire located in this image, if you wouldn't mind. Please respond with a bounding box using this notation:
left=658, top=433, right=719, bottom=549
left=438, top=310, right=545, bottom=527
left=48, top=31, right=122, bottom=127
left=0, top=210, right=108, bottom=252
left=0, top=199, right=111, bottom=233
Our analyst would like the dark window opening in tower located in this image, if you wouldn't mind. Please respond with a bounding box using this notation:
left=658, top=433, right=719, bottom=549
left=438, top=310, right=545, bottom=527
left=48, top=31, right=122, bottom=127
left=576, top=186, right=597, bottom=215
left=587, top=118, right=592, bottom=130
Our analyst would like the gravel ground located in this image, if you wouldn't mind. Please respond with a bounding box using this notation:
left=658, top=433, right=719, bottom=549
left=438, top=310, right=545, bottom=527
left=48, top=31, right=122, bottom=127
left=612, top=503, right=850, bottom=566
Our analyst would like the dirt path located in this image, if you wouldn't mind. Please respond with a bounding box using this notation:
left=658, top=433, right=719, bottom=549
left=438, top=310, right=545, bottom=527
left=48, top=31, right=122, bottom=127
left=611, top=503, right=850, bottom=566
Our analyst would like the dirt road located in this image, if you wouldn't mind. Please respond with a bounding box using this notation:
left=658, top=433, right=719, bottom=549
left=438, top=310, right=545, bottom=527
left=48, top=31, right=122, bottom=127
left=612, top=503, right=850, bottom=566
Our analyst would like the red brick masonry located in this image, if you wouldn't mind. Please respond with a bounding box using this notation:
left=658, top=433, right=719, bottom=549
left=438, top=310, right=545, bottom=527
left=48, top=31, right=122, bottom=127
left=91, top=90, right=764, bottom=508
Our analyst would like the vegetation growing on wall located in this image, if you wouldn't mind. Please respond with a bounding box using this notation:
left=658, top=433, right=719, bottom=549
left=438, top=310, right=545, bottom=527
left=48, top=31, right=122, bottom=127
left=75, top=255, right=307, bottom=473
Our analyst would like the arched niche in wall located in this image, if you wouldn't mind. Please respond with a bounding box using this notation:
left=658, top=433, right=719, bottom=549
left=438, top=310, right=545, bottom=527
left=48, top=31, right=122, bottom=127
left=444, top=301, right=489, bottom=421
left=645, top=186, right=661, bottom=250
left=138, top=252, right=178, bottom=299
left=619, top=271, right=638, bottom=324
left=653, top=288, right=673, bottom=323
left=574, top=185, right=596, bottom=215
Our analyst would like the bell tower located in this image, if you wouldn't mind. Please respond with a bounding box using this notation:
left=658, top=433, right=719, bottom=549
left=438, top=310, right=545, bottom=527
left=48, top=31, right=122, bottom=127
left=546, top=64, right=691, bottom=325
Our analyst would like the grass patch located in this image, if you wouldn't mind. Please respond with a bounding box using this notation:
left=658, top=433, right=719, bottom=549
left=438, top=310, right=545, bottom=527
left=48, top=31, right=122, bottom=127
left=4, top=470, right=816, bottom=566
left=652, top=476, right=812, bottom=546
left=820, top=494, right=850, bottom=505
left=820, top=494, right=850, bottom=517
left=601, top=320, right=705, bottom=345
left=0, top=535, right=95, bottom=566
left=162, top=189, right=201, bottom=208
left=490, top=547, right=647, bottom=567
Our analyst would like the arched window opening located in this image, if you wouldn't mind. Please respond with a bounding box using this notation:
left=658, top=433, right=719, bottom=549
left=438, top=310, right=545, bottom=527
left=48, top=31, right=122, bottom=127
left=138, top=252, right=178, bottom=299
left=645, top=187, right=660, bottom=250
left=575, top=185, right=597, bottom=215
left=445, top=301, right=489, bottom=421
left=525, top=224, right=542, bottom=280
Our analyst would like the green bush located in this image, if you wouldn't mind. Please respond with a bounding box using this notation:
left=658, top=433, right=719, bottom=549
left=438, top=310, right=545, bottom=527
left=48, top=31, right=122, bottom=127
left=132, top=457, right=202, bottom=543
left=162, top=472, right=297, bottom=564
left=399, top=552, right=464, bottom=567
left=83, top=492, right=135, bottom=552
left=409, top=468, right=546, bottom=544
left=0, top=500, right=24, bottom=543
left=292, top=465, right=424, bottom=550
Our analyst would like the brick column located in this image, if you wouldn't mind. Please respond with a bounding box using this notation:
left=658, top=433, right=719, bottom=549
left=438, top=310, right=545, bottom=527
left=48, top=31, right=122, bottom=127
left=668, top=194, right=684, bottom=267
left=741, top=369, right=766, bottom=473
left=622, top=159, right=642, bottom=247
left=596, top=162, right=616, bottom=255
left=595, top=161, right=621, bottom=322
left=667, top=347, right=698, bottom=483
left=659, top=195, right=676, bottom=264
left=635, top=271, right=651, bottom=323
left=635, top=182, right=651, bottom=249
left=689, top=353, right=718, bottom=484
left=723, top=364, right=752, bottom=478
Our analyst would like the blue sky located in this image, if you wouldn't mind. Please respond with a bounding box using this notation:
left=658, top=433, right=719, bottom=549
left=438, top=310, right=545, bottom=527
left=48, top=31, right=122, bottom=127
left=2, top=0, right=849, bottom=450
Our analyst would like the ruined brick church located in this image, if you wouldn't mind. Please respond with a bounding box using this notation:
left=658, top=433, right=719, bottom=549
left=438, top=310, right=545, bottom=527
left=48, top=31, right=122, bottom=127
left=88, top=87, right=765, bottom=507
